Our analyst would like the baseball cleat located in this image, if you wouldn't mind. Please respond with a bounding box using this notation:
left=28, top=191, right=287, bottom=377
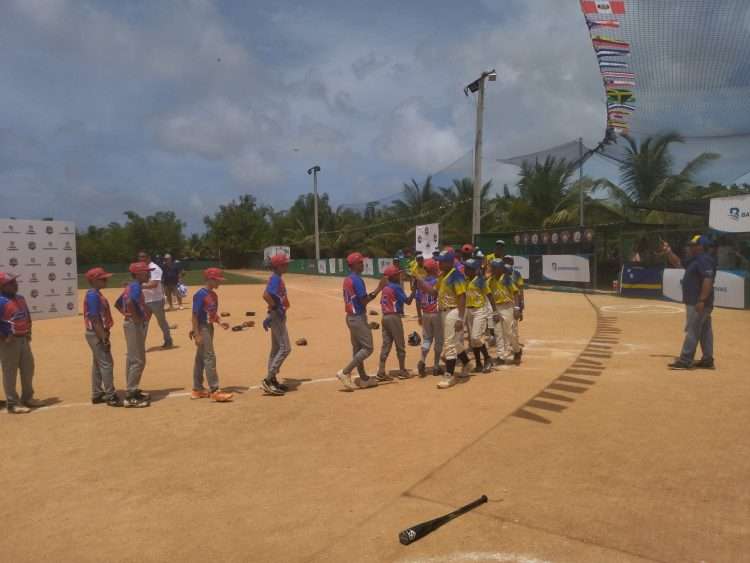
left=694, top=358, right=715, bottom=369
left=7, top=404, right=31, bottom=414
left=396, top=370, right=411, bottom=380
left=375, top=372, right=392, bottom=382
left=336, top=370, right=355, bottom=390
left=437, top=375, right=457, bottom=389
left=191, top=389, right=211, bottom=400
left=417, top=361, right=426, bottom=377
left=261, top=379, right=286, bottom=395
left=354, top=377, right=377, bottom=389
left=123, top=394, right=150, bottom=408
left=668, top=360, right=692, bottom=370
left=210, top=390, right=234, bottom=402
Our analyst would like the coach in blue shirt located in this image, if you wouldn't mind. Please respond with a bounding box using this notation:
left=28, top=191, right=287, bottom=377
left=661, top=235, right=716, bottom=370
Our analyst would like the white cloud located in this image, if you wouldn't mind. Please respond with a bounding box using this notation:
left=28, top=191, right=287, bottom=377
left=229, top=149, right=284, bottom=186
left=375, top=98, right=464, bottom=172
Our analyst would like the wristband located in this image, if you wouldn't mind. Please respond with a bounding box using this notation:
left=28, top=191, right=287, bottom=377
left=368, top=292, right=376, bottom=300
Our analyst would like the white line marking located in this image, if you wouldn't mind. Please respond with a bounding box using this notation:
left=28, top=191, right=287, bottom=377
left=398, top=552, right=553, bottom=563
left=600, top=304, right=682, bottom=314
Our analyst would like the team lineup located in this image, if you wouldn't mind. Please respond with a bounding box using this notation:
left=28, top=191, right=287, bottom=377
left=0, top=239, right=525, bottom=410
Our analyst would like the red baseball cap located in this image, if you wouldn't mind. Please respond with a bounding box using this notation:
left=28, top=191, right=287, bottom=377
left=270, top=253, right=290, bottom=267
left=423, top=259, right=439, bottom=274
left=383, top=264, right=400, bottom=277
left=85, top=267, right=113, bottom=282
left=129, top=262, right=154, bottom=274
left=204, top=267, right=226, bottom=281
left=347, top=252, right=365, bottom=265
left=461, top=243, right=474, bottom=254
left=0, top=272, right=19, bottom=286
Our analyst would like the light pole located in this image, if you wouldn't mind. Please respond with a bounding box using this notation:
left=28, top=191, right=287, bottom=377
left=578, top=137, right=585, bottom=227
left=307, top=165, right=321, bottom=261
left=464, top=69, right=496, bottom=239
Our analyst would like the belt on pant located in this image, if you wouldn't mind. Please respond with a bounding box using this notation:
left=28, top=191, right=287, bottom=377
left=439, top=307, right=457, bottom=312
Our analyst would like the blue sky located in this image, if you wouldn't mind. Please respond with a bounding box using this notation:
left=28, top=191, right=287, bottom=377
left=0, top=0, right=636, bottom=232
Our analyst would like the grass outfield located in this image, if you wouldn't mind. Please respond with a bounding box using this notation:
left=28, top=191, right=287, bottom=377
left=77, top=269, right=263, bottom=289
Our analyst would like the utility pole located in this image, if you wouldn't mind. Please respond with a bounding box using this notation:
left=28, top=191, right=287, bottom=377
left=465, top=69, right=496, bottom=239
left=578, top=137, right=584, bottom=227
left=307, top=165, right=321, bottom=261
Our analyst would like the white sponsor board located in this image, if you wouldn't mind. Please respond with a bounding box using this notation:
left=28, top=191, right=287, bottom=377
left=264, top=245, right=291, bottom=262
left=709, top=194, right=750, bottom=233
left=415, top=223, right=439, bottom=255
left=328, top=258, right=336, bottom=274
left=542, top=255, right=591, bottom=283
left=362, top=258, right=374, bottom=276
left=377, top=258, right=392, bottom=275
left=662, top=268, right=746, bottom=309
left=317, top=259, right=327, bottom=274
left=511, top=256, right=530, bottom=280
left=0, top=219, right=78, bottom=320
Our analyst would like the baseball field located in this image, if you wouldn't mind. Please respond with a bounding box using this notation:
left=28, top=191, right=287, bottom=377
left=1, top=271, right=747, bottom=562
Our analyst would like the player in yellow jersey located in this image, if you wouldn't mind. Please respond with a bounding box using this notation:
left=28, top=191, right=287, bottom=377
left=463, top=259, right=496, bottom=373
left=488, top=260, right=522, bottom=365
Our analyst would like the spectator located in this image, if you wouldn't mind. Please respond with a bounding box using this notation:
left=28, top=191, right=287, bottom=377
left=162, top=254, right=184, bottom=311
left=137, top=250, right=174, bottom=349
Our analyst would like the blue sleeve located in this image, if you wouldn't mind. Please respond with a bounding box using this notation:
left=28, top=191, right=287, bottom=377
left=130, top=283, right=144, bottom=315
left=192, top=290, right=204, bottom=315
left=85, top=291, right=100, bottom=318
left=395, top=286, right=408, bottom=304
left=353, top=276, right=367, bottom=298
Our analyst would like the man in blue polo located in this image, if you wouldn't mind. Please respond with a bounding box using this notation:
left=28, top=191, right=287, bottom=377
left=661, top=235, right=716, bottom=370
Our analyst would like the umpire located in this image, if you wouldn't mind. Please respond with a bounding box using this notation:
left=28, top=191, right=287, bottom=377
left=661, top=235, right=716, bottom=370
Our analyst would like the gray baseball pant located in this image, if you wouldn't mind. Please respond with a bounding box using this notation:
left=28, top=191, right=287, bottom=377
left=145, top=299, right=172, bottom=344
left=267, top=310, right=291, bottom=379
left=194, top=324, right=220, bottom=391
left=1, top=335, right=35, bottom=407
left=85, top=331, right=116, bottom=400
left=380, top=314, right=406, bottom=372
left=342, top=314, right=373, bottom=377
left=123, top=320, right=147, bottom=392
left=420, top=312, right=443, bottom=367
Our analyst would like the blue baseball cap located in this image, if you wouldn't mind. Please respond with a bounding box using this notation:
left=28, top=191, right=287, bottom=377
left=688, top=235, right=711, bottom=246
left=437, top=250, right=454, bottom=263
left=463, top=258, right=479, bottom=270
left=490, top=259, right=505, bottom=269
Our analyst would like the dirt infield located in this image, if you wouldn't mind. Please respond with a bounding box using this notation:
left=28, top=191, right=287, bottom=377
left=1, top=272, right=747, bottom=562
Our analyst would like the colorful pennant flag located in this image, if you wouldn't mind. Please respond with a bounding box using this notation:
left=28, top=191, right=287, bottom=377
left=599, top=60, right=629, bottom=68
left=592, top=35, right=630, bottom=48
left=597, top=49, right=630, bottom=58
left=605, top=78, right=636, bottom=87
left=608, top=102, right=636, bottom=111
left=607, top=89, right=635, bottom=103
left=586, top=18, right=621, bottom=29
left=601, top=70, right=636, bottom=79
left=581, top=1, right=626, bottom=15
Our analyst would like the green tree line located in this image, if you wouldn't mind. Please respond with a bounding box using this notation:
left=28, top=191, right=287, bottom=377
left=77, top=133, right=749, bottom=267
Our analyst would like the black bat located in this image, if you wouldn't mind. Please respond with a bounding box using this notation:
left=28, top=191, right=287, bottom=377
left=398, top=495, right=488, bottom=545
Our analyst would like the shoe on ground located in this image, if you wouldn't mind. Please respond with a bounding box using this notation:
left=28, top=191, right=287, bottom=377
left=161, top=341, right=174, bottom=349
left=694, top=358, right=715, bottom=370
left=668, top=360, right=693, bottom=370
left=355, top=377, right=377, bottom=389
left=123, top=394, right=150, bottom=408
left=106, top=396, right=123, bottom=407
left=396, top=370, right=411, bottom=380
left=22, top=398, right=46, bottom=408
left=135, top=389, right=151, bottom=401
left=191, top=389, right=211, bottom=400
left=513, top=351, right=522, bottom=365
left=273, top=379, right=289, bottom=392
left=92, top=395, right=107, bottom=405
left=261, top=379, right=285, bottom=396
left=458, top=362, right=471, bottom=379
left=8, top=404, right=32, bottom=414
left=433, top=366, right=444, bottom=376
left=417, top=361, right=426, bottom=377
left=482, top=363, right=493, bottom=373
left=375, top=372, right=392, bottom=382
left=493, top=357, right=505, bottom=367
left=336, top=369, right=355, bottom=390
left=210, top=390, right=234, bottom=402
left=471, top=364, right=483, bottom=374
left=437, top=375, right=457, bottom=389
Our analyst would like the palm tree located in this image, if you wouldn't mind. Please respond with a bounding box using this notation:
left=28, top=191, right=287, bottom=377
left=516, top=156, right=574, bottom=225
left=439, top=177, right=492, bottom=242
left=543, top=177, right=626, bottom=227
left=391, top=176, right=442, bottom=217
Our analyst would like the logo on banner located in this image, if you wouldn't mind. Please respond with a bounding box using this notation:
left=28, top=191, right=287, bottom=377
left=65, top=256, right=73, bottom=265
left=542, top=232, right=550, bottom=244
left=728, top=206, right=748, bottom=220
left=67, top=302, right=75, bottom=311
left=9, top=257, right=18, bottom=267
left=551, top=262, right=581, bottom=272
left=551, top=232, right=559, bottom=244
left=27, top=225, right=36, bottom=234
left=49, top=272, right=56, bottom=281
left=31, top=305, right=39, bottom=313
left=48, top=288, right=57, bottom=296
left=64, top=241, right=72, bottom=250
left=27, top=257, right=40, bottom=267
left=28, top=241, right=37, bottom=250
left=585, top=229, right=594, bottom=242
left=63, top=225, right=71, bottom=233
left=531, top=233, right=539, bottom=244
left=574, top=231, right=582, bottom=243
left=47, top=257, right=57, bottom=267
left=64, top=272, right=76, bottom=280
left=3, top=224, right=16, bottom=233
left=7, top=240, right=18, bottom=251
left=46, top=241, right=58, bottom=250
left=46, top=225, right=54, bottom=235
left=514, top=234, right=521, bottom=244
left=29, top=273, right=39, bottom=283
left=49, top=303, right=58, bottom=313
left=30, top=290, right=39, bottom=298
left=561, top=231, right=570, bottom=243
left=65, top=286, right=75, bottom=296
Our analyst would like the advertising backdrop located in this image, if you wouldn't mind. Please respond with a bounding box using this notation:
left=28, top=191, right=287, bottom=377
left=709, top=194, right=750, bottom=233
left=542, top=255, right=591, bottom=283
left=662, top=268, right=746, bottom=309
left=0, top=219, right=78, bottom=320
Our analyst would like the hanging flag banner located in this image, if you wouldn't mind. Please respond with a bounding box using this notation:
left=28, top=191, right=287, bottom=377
left=542, top=255, right=591, bottom=283
left=599, top=60, right=629, bottom=69
left=415, top=223, right=440, bottom=255
left=586, top=18, right=620, bottom=29
left=581, top=1, right=625, bottom=15
left=708, top=194, right=750, bottom=233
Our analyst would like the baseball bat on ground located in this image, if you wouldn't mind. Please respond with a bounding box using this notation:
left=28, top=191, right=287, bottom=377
left=398, top=495, right=488, bottom=546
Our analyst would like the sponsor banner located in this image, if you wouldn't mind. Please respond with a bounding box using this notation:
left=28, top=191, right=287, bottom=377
left=317, top=259, right=327, bottom=274
left=337, top=258, right=344, bottom=273
left=376, top=258, right=392, bottom=275
left=542, top=254, right=591, bottom=283
left=709, top=194, right=750, bottom=233
left=415, top=223, right=439, bottom=255
left=0, top=219, right=77, bottom=319
left=263, top=245, right=291, bottom=262
left=362, top=258, right=374, bottom=277
left=511, top=256, right=530, bottom=280
left=663, top=268, right=746, bottom=309
left=328, top=258, right=336, bottom=274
